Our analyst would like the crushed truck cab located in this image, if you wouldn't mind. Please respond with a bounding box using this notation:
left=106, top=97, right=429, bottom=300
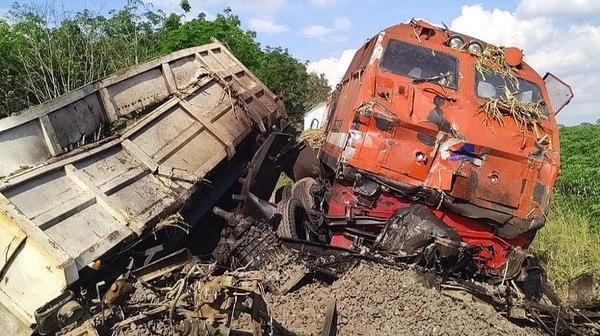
left=317, top=20, right=573, bottom=275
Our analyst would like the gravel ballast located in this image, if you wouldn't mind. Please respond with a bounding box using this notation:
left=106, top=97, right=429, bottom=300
left=266, top=261, right=543, bottom=336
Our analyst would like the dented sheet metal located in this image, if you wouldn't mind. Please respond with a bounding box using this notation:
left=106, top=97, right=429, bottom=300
left=318, top=19, right=571, bottom=276
left=0, top=42, right=285, bottom=327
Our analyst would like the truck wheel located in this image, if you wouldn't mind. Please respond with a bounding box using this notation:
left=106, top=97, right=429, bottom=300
left=291, top=177, right=316, bottom=210
left=276, top=197, right=309, bottom=240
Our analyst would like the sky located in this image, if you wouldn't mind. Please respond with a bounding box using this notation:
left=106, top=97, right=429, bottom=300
left=0, top=0, right=599, bottom=125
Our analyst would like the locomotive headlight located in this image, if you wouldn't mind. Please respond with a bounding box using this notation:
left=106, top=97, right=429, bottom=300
left=448, top=36, right=464, bottom=50
left=468, top=41, right=484, bottom=55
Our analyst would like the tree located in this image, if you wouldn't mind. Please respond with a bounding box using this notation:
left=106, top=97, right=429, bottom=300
left=0, top=20, right=24, bottom=117
left=103, top=0, right=164, bottom=67
left=153, top=9, right=330, bottom=121
left=180, top=0, right=191, bottom=13
left=305, top=72, right=331, bottom=110
left=0, top=2, right=329, bottom=124
left=154, top=8, right=263, bottom=71
left=1, top=1, right=164, bottom=112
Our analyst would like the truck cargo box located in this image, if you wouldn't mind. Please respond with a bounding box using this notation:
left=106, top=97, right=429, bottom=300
left=0, top=42, right=286, bottom=332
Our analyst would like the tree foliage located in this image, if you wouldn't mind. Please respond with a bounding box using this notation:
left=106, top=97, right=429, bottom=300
left=255, top=47, right=311, bottom=118
left=153, top=10, right=331, bottom=120
left=305, top=72, right=331, bottom=110
left=154, top=9, right=263, bottom=72
left=179, top=0, right=191, bottom=13
left=0, top=1, right=330, bottom=121
left=0, top=20, right=24, bottom=114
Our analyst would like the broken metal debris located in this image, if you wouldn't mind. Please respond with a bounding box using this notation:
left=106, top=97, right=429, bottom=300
left=374, top=205, right=465, bottom=258
left=212, top=207, right=308, bottom=295
left=35, top=291, right=88, bottom=336
left=57, top=254, right=293, bottom=336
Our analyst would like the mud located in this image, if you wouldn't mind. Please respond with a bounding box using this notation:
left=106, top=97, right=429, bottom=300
left=266, top=261, right=543, bottom=336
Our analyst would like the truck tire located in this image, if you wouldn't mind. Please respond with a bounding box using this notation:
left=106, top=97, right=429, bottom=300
left=276, top=197, right=307, bottom=239
left=291, top=177, right=317, bottom=210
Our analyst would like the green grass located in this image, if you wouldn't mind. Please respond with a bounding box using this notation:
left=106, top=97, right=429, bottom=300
left=270, top=173, right=293, bottom=202
left=532, top=198, right=600, bottom=298
left=555, top=124, right=600, bottom=226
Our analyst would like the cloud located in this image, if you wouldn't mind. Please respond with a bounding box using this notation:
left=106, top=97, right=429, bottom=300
left=307, top=49, right=357, bottom=87
left=451, top=4, right=600, bottom=125
left=302, top=24, right=330, bottom=38
left=301, top=16, right=351, bottom=39
left=517, top=0, right=600, bottom=20
left=333, top=16, right=351, bottom=30
left=310, top=0, right=337, bottom=6
left=248, top=17, right=289, bottom=33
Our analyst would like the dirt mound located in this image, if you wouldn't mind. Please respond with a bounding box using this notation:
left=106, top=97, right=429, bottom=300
left=266, top=261, right=542, bottom=336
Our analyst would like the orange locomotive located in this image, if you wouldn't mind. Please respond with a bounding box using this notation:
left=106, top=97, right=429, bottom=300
left=314, top=20, right=573, bottom=277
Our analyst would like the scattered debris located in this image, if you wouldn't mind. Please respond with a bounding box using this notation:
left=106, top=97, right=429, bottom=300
left=477, top=81, right=549, bottom=145
left=474, top=46, right=518, bottom=86
left=297, top=128, right=326, bottom=149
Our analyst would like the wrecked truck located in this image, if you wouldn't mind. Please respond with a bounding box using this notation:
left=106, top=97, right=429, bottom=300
left=279, top=20, right=574, bottom=279
left=0, top=42, right=287, bottom=335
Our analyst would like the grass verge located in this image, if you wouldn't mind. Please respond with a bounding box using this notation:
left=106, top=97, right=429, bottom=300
left=531, top=198, right=600, bottom=298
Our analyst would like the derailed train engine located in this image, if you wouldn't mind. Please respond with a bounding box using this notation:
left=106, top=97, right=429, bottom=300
left=280, top=20, right=574, bottom=280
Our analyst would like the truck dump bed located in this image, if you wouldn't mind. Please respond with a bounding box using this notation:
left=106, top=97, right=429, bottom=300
left=0, top=42, right=285, bottom=330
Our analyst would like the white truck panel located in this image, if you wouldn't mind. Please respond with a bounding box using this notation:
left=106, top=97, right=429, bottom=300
left=0, top=43, right=286, bottom=330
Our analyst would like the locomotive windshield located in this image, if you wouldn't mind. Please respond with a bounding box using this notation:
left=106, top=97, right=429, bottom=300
left=380, top=39, right=458, bottom=88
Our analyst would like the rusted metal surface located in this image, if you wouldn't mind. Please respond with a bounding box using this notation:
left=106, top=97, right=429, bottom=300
left=0, top=42, right=285, bottom=329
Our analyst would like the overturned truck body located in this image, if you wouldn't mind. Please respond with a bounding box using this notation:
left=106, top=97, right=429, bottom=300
left=0, top=43, right=286, bottom=334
